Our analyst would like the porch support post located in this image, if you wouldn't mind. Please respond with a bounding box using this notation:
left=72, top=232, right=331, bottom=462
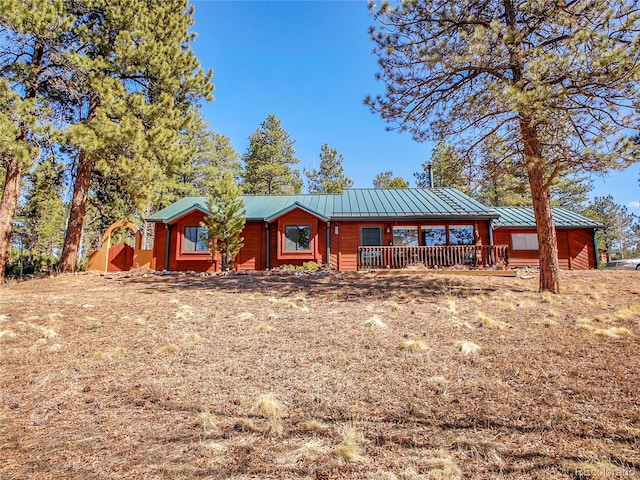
left=265, top=221, right=270, bottom=270
left=488, top=220, right=495, bottom=266
left=326, top=221, right=331, bottom=268
left=163, top=223, right=172, bottom=272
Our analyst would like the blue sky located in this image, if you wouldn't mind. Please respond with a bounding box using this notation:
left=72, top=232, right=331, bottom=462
left=190, top=0, right=640, bottom=212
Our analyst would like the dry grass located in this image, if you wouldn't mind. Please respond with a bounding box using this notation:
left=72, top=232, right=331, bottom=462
left=364, top=315, right=387, bottom=328
left=398, top=339, right=428, bottom=353
left=1, top=270, right=639, bottom=479
left=455, top=340, right=481, bottom=355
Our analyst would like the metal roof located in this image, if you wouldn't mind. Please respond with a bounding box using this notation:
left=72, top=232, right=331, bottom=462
left=492, top=207, right=603, bottom=229
left=146, top=188, right=499, bottom=223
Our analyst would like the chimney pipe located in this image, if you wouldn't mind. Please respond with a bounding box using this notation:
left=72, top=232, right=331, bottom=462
left=427, top=163, right=434, bottom=188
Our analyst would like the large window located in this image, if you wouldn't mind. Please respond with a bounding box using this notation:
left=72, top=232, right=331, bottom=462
left=393, top=226, right=419, bottom=246
left=449, top=225, right=475, bottom=245
left=183, top=226, right=208, bottom=252
left=422, top=226, right=447, bottom=246
left=284, top=225, right=311, bottom=251
left=361, top=226, right=382, bottom=246
left=511, top=233, right=539, bottom=250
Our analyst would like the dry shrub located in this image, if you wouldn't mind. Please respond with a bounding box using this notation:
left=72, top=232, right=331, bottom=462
left=539, top=291, right=553, bottom=303
left=384, top=300, right=400, bottom=311
left=112, top=346, right=126, bottom=356
left=258, top=323, right=273, bottom=333
left=198, top=410, right=217, bottom=432
left=427, top=376, right=448, bottom=394
left=175, top=304, right=194, bottom=320
left=37, top=326, right=58, bottom=339
left=252, top=393, right=284, bottom=436
left=0, top=329, right=16, bottom=340
left=364, top=315, right=387, bottom=328
left=238, top=312, right=255, bottom=321
left=614, top=305, right=640, bottom=321
left=594, top=327, right=632, bottom=338
left=305, top=419, right=329, bottom=433
left=92, top=351, right=107, bottom=360
left=183, top=333, right=202, bottom=342
left=293, top=439, right=327, bottom=461
left=335, top=424, right=366, bottom=462
left=455, top=341, right=480, bottom=355
left=0, top=314, right=8, bottom=322
left=48, top=343, right=63, bottom=352
left=156, top=344, right=177, bottom=354
left=398, top=340, right=427, bottom=353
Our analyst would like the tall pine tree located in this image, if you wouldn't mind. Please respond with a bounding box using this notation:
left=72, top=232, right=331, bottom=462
left=368, top=0, right=640, bottom=292
left=242, top=114, right=302, bottom=194
left=304, top=143, right=353, bottom=193
left=57, top=0, right=213, bottom=272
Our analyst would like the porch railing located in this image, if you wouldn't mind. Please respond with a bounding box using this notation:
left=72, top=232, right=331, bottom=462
left=357, top=245, right=509, bottom=270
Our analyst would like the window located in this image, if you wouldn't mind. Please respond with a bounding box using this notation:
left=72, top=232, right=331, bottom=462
left=183, top=226, right=208, bottom=252
left=511, top=233, right=539, bottom=250
left=422, top=226, right=447, bottom=246
left=393, top=226, right=419, bottom=246
left=361, top=227, right=382, bottom=246
left=284, top=225, right=311, bottom=251
left=449, top=225, right=475, bottom=245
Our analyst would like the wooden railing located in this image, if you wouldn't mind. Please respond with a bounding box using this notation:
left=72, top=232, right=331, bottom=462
left=357, top=245, right=510, bottom=270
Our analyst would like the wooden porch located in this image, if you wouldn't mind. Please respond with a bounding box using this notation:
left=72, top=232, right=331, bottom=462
left=357, top=245, right=510, bottom=270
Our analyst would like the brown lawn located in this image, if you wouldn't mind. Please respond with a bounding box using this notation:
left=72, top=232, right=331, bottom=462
left=0, top=270, right=639, bottom=480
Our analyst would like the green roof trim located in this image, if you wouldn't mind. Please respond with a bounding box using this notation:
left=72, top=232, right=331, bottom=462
left=492, top=207, right=603, bottom=229
left=147, top=188, right=499, bottom=224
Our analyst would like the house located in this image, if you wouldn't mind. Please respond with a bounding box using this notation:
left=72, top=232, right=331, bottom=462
left=146, top=188, right=602, bottom=272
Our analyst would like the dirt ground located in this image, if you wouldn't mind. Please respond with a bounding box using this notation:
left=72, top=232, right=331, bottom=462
left=1, top=270, right=639, bottom=480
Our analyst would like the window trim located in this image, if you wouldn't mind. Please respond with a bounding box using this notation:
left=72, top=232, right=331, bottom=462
left=283, top=224, right=312, bottom=252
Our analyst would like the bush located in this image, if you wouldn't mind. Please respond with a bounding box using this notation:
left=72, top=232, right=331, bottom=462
left=278, top=261, right=323, bottom=272
left=4, top=255, right=59, bottom=278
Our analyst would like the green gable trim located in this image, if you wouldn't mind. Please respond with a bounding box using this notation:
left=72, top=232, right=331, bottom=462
left=492, top=207, right=603, bottom=229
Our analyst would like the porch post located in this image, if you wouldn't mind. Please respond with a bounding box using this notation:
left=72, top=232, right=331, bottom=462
left=163, top=223, right=172, bottom=272
left=265, top=222, right=270, bottom=270
left=326, top=221, right=331, bottom=268
left=593, top=229, right=600, bottom=269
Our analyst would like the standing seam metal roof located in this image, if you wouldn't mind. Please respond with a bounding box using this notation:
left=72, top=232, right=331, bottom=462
left=146, top=188, right=499, bottom=223
left=492, top=207, right=603, bottom=228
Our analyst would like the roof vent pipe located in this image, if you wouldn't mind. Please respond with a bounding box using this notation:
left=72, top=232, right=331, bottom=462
left=427, top=163, right=434, bottom=188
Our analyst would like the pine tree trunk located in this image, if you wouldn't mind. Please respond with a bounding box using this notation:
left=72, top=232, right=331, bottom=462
left=519, top=114, right=560, bottom=293
left=0, top=159, right=21, bottom=282
left=58, top=151, right=92, bottom=272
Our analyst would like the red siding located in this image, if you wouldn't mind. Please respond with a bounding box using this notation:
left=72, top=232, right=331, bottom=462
left=269, top=209, right=326, bottom=268
left=238, top=222, right=265, bottom=271
left=495, top=227, right=596, bottom=270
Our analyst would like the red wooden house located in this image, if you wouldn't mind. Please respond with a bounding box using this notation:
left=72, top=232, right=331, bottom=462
left=146, top=188, right=602, bottom=272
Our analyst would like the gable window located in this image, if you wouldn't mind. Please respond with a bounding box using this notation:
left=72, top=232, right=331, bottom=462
left=361, top=226, right=382, bottom=246
left=183, top=226, right=208, bottom=252
left=284, top=225, right=311, bottom=251
left=449, top=225, right=475, bottom=245
left=511, top=233, right=539, bottom=250
left=393, top=226, right=419, bottom=246
left=423, top=226, right=446, bottom=246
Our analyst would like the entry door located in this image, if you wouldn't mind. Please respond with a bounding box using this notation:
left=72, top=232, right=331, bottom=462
left=361, top=226, right=382, bottom=246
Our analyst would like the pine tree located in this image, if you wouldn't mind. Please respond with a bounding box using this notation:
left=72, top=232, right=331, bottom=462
left=57, top=0, right=213, bottom=272
left=242, top=114, right=302, bottom=194
left=18, top=155, right=67, bottom=259
left=368, top=0, right=640, bottom=292
left=201, top=173, right=246, bottom=271
left=582, top=196, right=640, bottom=261
left=0, top=0, right=71, bottom=280
left=414, top=142, right=471, bottom=193
left=373, top=171, right=409, bottom=189
left=155, top=114, right=240, bottom=207
left=304, top=144, right=353, bottom=194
